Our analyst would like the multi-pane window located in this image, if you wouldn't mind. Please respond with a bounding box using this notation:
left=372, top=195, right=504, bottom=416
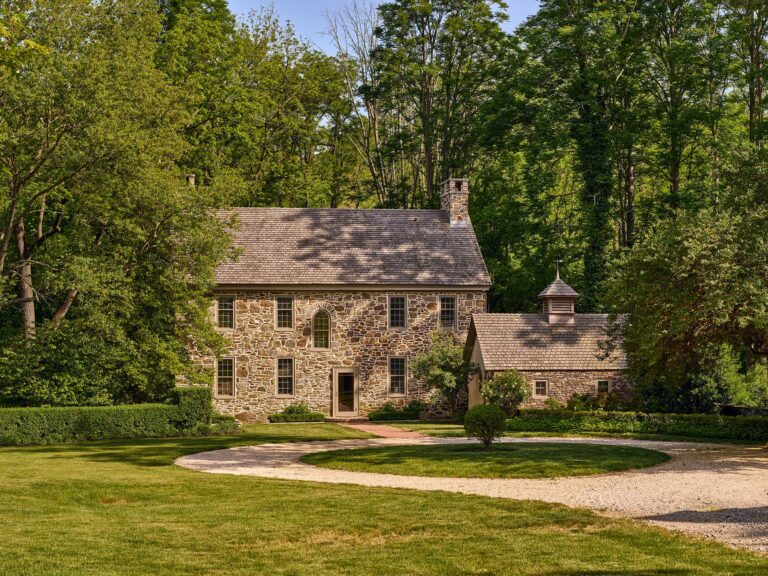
left=217, top=297, right=234, bottom=329
left=216, top=358, right=235, bottom=397
left=276, top=296, right=293, bottom=329
left=534, top=380, right=548, bottom=397
left=389, top=357, right=406, bottom=395
left=596, top=380, right=612, bottom=395
left=277, top=358, right=294, bottom=396
left=313, top=311, right=330, bottom=348
left=439, top=296, right=457, bottom=330
left=389, top=296, right=406, bottom=329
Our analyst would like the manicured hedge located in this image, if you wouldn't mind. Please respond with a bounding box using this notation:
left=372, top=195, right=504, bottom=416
left=0, top=404, right=179, bottom=445
left=268, top=412, right=325, bottom=423
left=0, top=386, right=217, bottom=445
left=368, top=401, right=425, bottom=421
left=170, top=386, right=213, bottom=429
left=506, top=409, right=768, bottom=441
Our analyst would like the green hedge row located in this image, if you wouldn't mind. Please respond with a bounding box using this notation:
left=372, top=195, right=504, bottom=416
left=268, top=412, right=325, bottom=423
left=368, top=401, right=425, bottom=421
left=506, top=409, right=768, bottom=441
left=0, top=386, right=216, bottom=445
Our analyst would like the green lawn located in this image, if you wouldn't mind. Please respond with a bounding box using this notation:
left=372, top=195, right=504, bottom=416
left=0, top=423, right=765, bottom=575
left=301, top=442, right=670, bottom=478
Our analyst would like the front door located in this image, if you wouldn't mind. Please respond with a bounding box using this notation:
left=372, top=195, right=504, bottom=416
left=334, top=369, right=358, bottom=417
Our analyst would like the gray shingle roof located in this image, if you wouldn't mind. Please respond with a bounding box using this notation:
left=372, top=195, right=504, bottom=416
left=216, top=208, right=491, bottom=287
left=538, top=277, right=580, bottom=298
left=470, top=313, right=626, bottom=372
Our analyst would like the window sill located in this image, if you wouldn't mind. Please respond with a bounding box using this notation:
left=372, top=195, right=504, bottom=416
left=387, top=393, right=407, bottom=398
left=274, top=327, right=294, bottom=332
left=215, top=395, right=236, bottom=400
left=276, top=394, right=296, bottom=399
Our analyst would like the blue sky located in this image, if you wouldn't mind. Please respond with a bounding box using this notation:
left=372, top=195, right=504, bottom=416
left=226, top=1, right=540, bottom=53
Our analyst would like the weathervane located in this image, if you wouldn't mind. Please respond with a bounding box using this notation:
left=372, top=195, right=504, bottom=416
left=555, top=259, right=562, bottom=280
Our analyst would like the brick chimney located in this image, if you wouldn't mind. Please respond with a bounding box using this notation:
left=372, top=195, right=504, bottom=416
left=440, top=178, right=470, bottom=227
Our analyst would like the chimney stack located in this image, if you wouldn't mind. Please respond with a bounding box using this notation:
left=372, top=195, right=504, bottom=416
left=440, top=178, right=470, bottom=227
left=186, top=173, right=196, bottom=188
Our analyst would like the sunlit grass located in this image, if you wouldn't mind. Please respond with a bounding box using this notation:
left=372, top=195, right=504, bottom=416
left=301, top=442, right=670, bottom=478
left=0, top=423, right=764, bottom=575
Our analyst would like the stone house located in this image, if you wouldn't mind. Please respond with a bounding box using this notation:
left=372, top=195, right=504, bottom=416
left=466, top=275, right=629, bottom=409
left=192, top=178, right=491, bottom=422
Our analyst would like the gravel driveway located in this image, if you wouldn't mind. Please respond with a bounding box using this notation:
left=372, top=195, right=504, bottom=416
left=176, top=436, right=768, bottom=553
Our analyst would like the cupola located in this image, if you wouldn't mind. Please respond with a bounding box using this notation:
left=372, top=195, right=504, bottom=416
left=538, top=271, right=579, bottom=325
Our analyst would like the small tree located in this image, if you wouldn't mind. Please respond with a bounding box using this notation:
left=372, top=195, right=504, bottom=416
left=464, top=404, right=506, bottom=450
left=480, top=370, right=531, bottom=416
left=411, top=332, right=469, bottom=419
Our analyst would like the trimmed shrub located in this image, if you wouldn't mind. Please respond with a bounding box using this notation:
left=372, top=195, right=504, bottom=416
left=464, top=404, right=506, bottom=449
left=268, top=412, right=325, bottom=423
left=268, top=403, right=325, bottom=423
left=281, top=403, right=312, bottom=415
left=211, top=413, right=241, bottom=434
left=170, top=386, right=213, bottom=429
left=0, top=404, right=179, bottom=445
left=506, top=409, right=768, bottom=441
left=368, top=401, right=425, bottom=421
left=0, top=386, right=217, bottom=445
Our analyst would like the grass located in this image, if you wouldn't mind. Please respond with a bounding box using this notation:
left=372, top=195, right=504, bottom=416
left=389, top=421, right=768, bottom=444
left=300, top=442, right=670, bottom=478
left=0, top=422, right=765, bottom=575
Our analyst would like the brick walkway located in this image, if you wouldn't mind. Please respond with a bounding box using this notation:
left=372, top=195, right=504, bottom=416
left=338, top=422, right=428, bottom=439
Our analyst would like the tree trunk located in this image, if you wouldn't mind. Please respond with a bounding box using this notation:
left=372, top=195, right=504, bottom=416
left=14, top=221, right=35, bottom=338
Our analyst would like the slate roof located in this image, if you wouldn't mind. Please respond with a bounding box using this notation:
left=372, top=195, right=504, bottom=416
left=470, top=313, right=626, bottom=372
left=538, top=277, right=580, bottom=299
left=216, top=208, right=491, bottom=287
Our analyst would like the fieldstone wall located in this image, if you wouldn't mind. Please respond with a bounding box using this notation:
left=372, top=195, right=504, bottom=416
left=489, top=370, right=632, bottom=408
left=188, top=289, right=487, bottom=422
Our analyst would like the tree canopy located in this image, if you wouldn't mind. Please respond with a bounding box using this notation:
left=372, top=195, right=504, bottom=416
left=2, top=0, right=768, bottom=411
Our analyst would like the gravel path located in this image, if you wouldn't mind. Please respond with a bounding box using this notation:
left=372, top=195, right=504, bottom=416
left=176, top=436, right=768, bottom=553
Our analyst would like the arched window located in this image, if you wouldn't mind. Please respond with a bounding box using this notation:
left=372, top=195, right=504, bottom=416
left=313, top=311, right=330, bottom=349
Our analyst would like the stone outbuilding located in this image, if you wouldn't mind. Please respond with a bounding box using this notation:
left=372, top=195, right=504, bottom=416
left=466, top=275, right=629, bottom=409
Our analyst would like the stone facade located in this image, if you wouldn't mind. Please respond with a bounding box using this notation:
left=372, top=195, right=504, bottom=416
left=192, top=289, right=487, bottom=422
left=485, top=370, right=631, bottom=408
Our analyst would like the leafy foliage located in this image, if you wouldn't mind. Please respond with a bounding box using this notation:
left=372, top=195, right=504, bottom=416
left=463, top=403, right=506, bottom=449
left=411, top=332, right=469, bottom=417
left=480, top=370, right=531, bottom=416
left=368, top=400, right=425, bottom=421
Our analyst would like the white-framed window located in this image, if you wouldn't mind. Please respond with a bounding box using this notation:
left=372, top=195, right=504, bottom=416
left=217, top=296, right=234, bottom=329
left=312, top=310, right=331, bottom=349
left=275, top=296, right=294, bottom=330
left=276, top=358, right=295, bottom=396
left=439, top=295, right=457, bottom=330
left=534, top=380, right=549, bottom=398
left=596, top=380, right=613, bottom=395
left=388, top=357, right=407, bottom=396
left=216, top=357, right=235, bottom=398
left=388, top=295, right=407, bottom=329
